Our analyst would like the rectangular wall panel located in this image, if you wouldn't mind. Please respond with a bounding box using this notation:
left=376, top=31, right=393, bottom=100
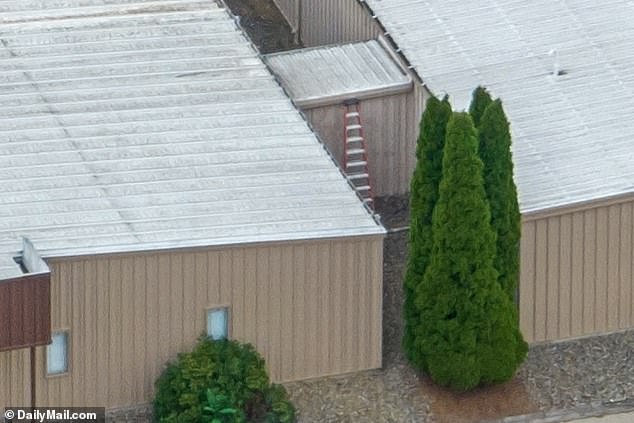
left=0, top=236, right=383, bottom=409
left=520, top=199, right=634, bottom=343
left=273, top=0, right=381, bottom=46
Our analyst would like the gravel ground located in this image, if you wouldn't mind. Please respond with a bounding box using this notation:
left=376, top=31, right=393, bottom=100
left=520, top=331, right=634, bottom=411
left=223, top=0, right=302, bottom=54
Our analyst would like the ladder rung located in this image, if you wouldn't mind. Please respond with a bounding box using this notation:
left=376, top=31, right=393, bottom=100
left=356, top=185, right=372, bottom=192
left=346, top=161, right=367, bottom=168
left=345, top=112, right=360, bottom=118
left=346, top=124, right=362, bottom=131
left=363, top=198, right=374, bottom=204
left=346, top=136, right=363, bottom=144
left=346, top=148, right=365, bottom=156
left=349, top=173, right=369, bottom=180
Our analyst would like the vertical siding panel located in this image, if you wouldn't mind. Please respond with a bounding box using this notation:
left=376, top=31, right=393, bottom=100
left=292, top=245, right=306, bottom=378
left=216, top=251, right=228, bottom=308
left=370, top=239, right=383, bottom=368
left=268, top=247, right=282, bottom=381
left=558, top=214, right=572, bottom=339
left=356, top=240, right=369, bottom=369
left=157, top=255, right=171, bottom=368
left=583, top=210, right=596, bottom=334
left=595, top=208, right=608, bottom=332
left=570, top=212, right=585, bottom=337
left=244, top=250, right=258, bottom=344
left=85, top=260, right=98, bottom=406
left=194, top=251, right=209, bottom=337
left=620, top=203, right=633, bottom=328
left=256, top=248, right=270, bottom=366
left=108, top=259, right=122, bottom=406
left=546, top=217, right=560, bottom=340
left=217, top=251, right=230, bottom=321
left=95, top=259, right=109, bottom=404
left=332, top=241, right=344, bottom=374
left=318, top=243, right=331, bottom=375
left=71, top=261, right=84, bottom=406
left=280, top=245, right=294, bottom=381
left=607, top=205, right=621, bottom=330
left=169, top=254, right=184, bottom=355
left=231, top=249, right=245, bottom=340
left=120, top=258, right=135, bottom=405
left=145, top=255, right=159, bottom=398
left=519, top=221, right=536, bottom=342
left=305, top=244, right=319, bottom=377
left=133, top=255, right=147, bottom=403
left=533, top=220, right=548, bottom=341
left=344, top=239, right=356, bottom=372
left=182, top=253, right=197, bottom=347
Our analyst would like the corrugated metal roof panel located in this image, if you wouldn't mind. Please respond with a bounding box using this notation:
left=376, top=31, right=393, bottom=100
left=365, top=0, right=634, bottom=213
left=0, top=0, right=384, bottom=278
left=264, top=40, right=412, bottom=105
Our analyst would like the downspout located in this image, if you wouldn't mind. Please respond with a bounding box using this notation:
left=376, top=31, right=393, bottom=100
left=297, top=0, right=303, bottom=45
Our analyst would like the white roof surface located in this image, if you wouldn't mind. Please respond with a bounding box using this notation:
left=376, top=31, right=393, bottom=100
left=365, top=0, right=634, bottom=214
left=0, top=0, right=383, bottom=279
left=265, top=40, right=412, bottom=106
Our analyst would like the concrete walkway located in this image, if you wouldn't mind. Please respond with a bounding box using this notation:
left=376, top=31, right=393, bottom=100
left=570, top=412, right=634, bottom=422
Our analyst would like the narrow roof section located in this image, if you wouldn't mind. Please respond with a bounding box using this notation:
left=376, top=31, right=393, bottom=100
left=365, top=0, right=634, bottom=214
left=265, top=40, right=412, bottom=108
left=0, top=0, right=384, bottom=278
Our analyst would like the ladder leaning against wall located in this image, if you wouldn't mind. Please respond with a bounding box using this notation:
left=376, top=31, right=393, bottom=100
left=342, top=99, right=375, bottom=208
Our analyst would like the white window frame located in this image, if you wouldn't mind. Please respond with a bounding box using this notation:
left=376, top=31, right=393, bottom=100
left=46, top=330, right=70, bottom=377
left=207, top=306, right=230, bottom=341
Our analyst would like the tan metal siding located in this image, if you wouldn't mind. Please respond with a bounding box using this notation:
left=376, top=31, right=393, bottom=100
left=0, top=236, right=383, bottom=409
left=520, top=199, right=634, bottom=343
left=273, top=0, right=380, bottom=46
left=303, top=87, right=424, bottom=196
left=273, top=0, right=300, bottom=32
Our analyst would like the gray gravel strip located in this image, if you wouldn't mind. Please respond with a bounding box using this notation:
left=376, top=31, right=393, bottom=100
left=520, top=330, right=634, bottom=411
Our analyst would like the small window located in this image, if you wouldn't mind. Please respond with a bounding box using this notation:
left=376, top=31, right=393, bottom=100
left=207, top=308, right=229, bottom=340
left=47, top=332, right=69, bottom=375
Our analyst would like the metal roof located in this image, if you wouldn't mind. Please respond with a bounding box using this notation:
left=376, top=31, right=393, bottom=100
left=0, top=0, right=384, bottom=279
left=264, top=40, right=412, bottom=108
left=365, top=0, right=634, bottom=214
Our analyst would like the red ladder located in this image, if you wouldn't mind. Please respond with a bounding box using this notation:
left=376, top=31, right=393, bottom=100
left=343, top=99, right=374, bottom=208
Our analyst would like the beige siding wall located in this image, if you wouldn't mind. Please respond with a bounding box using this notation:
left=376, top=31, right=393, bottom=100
left=274, top=0, right=300, bottom=32
left=273, top=0, right=380, bottom=46
left=0, top=236, right=383, bottom=409
left=304, top=85, right=425, bottom=196
left=520, top=198, right=634, bottom=343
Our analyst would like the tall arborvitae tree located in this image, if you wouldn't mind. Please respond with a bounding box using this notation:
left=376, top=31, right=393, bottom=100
left=469, top=86, right=493, bottom=127
left=403, top=95, right=452, bottom=365
left=413, top=112, right=527, bottom=391
left=478, top=99, right=522, bottom=300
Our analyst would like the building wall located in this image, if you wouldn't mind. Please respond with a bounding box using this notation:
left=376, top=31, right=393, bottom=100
left=273, top=0, right=380, bottom=46
left=0, top=236, right=383, bottom=409
left=519, top=197, right=634, bottom=343
left=304, top=85, right=426, bottom=197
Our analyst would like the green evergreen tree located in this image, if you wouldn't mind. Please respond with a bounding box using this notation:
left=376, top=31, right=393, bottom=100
left=413, top=112, right=527, bottom=391
left=469, top=86, right=493, bottom=127
left=403, top=95, right=452, bottom=364
left=478, top=99, right=522, bottom=299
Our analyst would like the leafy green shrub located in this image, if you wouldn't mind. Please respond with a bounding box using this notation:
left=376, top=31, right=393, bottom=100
left=153, top=338, right=295, bottom=423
